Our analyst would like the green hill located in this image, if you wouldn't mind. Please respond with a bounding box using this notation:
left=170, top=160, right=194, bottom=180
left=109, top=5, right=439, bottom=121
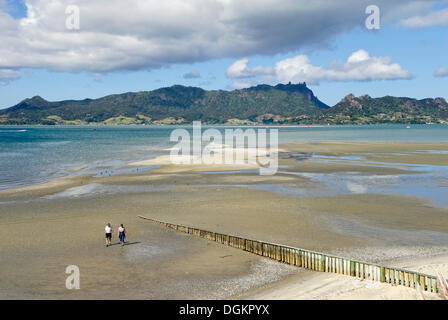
left=1, top=84, right=447, bottom=125
left=314, top=94, right=448, bottom=124
left=0, top=83, right=329, bottom=125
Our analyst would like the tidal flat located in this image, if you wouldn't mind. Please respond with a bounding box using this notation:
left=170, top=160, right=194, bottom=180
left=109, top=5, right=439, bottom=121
left=1, top=141, right=448, bottom=299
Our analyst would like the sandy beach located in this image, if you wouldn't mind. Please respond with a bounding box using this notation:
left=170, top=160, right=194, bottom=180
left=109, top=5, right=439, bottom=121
left=1, top=141, right=448, bottom=299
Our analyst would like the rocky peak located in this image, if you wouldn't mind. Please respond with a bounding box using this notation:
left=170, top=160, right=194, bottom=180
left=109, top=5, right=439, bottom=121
left=22, top=96, right=48, bottom=104
left=342, top=94, right=356, bottom=102
left=341, top=94, right=362, bottom=110
left=435, top=97, right=448, bottom=106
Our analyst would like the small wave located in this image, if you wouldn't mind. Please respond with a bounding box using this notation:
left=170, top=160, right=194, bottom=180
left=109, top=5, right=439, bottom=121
left=0, top=151, right=28, bottom=157
left=0, top=129, right=27, bottom=133
left=38, top=141, right=71, bottom=147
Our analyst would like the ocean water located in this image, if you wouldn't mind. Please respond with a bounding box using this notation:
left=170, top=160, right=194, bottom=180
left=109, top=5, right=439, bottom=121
left=0, top=124, right=447, bottom=191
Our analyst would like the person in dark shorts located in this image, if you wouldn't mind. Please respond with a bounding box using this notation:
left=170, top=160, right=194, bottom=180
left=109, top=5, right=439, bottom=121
left=118, top=224, right=126, bottom=246
left=105, top=223, right=113, bottom=247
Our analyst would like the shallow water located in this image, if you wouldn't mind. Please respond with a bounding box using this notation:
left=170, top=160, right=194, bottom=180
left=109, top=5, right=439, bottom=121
left=1, top=124, right=447, bottom=190
left=204, top=161, right=448, bottom=208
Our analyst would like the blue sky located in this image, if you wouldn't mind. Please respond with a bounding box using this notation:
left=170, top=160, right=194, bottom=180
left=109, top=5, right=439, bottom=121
left=0, top=0, right=447, bottom=108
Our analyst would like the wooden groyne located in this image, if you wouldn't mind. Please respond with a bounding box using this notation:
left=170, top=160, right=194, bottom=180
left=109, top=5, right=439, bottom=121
left=138, top=215, right=439, bottom=293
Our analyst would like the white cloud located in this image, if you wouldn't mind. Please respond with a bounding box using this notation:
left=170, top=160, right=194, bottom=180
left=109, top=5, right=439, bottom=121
left=183, top=70, right=201, bottom=79
left=229, top=80, right=258, bottom=90
left=226, top=50, right=412, bottom=87
left=434, top=66, right=448, bottom=77
left=401, top=7, right=448, bottom=28
left=0, top=0, right=440, bottom=84
left=226, top=59, right=274, bottom=78
left=0, top=68, right=20, bottom=85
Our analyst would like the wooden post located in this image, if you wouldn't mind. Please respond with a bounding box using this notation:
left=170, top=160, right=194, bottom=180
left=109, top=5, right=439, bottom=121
left=432, top=278, right=437, bottom=293
left=307, top=252, right=310, bottom=268
left=301, top=251, right=305, bottom=267
left=137, top=216, right=439, bottom=294
left=306, top=252, right=309, bottom=269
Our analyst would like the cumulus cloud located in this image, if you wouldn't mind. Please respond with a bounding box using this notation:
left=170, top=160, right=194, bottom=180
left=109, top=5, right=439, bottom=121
left=183, top=70, right=201, bottom=79
left=226, top=50, right=412, bottom=88
left=401, top=7, right=448, bottom=28
left=0, top=68, right=20, bottom=85
left=0, top=0, right=439, bottom=84
left=226, top=59, right=274, bottom=78
left=434, top=66, right=448, bottom=77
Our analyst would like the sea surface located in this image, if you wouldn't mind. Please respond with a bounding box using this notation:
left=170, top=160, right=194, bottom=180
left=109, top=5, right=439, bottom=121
left=0, top=124, right=447, bottom=191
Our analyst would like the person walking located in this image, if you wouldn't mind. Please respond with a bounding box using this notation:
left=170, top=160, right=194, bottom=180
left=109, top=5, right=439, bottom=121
left=118, top=224, right=126, bottom=246
left=105, top=223, right=113, bottom=247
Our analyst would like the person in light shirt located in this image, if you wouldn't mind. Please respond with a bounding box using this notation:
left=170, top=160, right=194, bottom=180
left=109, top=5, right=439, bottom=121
left=118, top=224, right=126, bottom=246
left=105, top=223, right=113, bottom=247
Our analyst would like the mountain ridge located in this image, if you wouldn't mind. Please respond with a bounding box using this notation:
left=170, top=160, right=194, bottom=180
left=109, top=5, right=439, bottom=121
left=1, top=83, right=447, bottom=125
left=316, top=93, right=448, bottom=124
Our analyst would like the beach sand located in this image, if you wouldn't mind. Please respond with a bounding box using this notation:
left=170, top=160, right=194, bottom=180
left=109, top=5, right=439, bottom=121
left=1, top=141, right=447, bottom=299
left=235, top=252, right=448, bottom=300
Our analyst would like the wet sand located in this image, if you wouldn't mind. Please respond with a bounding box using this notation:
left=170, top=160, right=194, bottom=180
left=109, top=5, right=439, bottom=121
left=1, top=141, right=448, bottom=299
left=235, top=252, right=448, bottom=300
left=0, top=192, right=301, bottom=299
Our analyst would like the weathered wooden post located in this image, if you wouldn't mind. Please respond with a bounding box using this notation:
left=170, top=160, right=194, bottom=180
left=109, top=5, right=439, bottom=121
left=137, top=216, right=439, bottom=293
